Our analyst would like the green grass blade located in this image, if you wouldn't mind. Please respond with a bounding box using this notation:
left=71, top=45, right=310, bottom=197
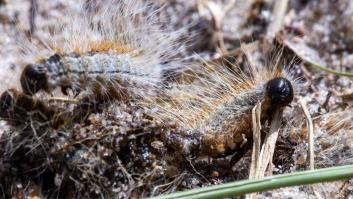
left=306, top=61, right=353, bottom=77
left=148, top=165, right=353, bottom=199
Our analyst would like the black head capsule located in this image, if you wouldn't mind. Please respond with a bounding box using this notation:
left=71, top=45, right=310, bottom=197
left=20, top=64, right=49, bottom=95
left=265, top=77, right=294, bottom=108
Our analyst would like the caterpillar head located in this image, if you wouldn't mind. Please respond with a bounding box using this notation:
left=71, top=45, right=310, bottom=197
left=20, top=64, right=49, bottom=95
left=265, top=77, right=294, bottom=108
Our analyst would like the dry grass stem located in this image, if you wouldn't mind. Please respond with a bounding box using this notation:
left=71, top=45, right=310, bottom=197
left=48, top=97, right=79, bottom=103
left=300, top=99, right=315, bottom=170
left=247, top=106, right=283, bottom=198
left=249, top=101, right=262, bottom=179
left=248, top=101, right=262, bottom=199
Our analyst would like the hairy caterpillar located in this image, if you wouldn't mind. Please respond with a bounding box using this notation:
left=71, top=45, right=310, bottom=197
left=146, top=49, right=298, bottom=159
left=0, top=0, right=191, bottom=129
left=19, top=0, right=187, bottom=100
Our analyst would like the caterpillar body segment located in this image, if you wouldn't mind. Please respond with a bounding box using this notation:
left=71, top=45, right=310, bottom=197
left=21, top=51, right=159, bottom=100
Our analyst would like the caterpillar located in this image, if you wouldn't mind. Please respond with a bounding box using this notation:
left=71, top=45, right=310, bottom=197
left=145, top=47, right=298, bottom=159
left=18, top=0, right=187, bottom=100
left=0, top=0, right=191, bottom=129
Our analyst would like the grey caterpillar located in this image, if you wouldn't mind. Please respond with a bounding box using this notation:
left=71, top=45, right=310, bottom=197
left=19, top=0, right=187, bottom=101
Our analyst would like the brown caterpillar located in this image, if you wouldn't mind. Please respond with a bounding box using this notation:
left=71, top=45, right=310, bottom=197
left=146, top=56, right=298, bottom=159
